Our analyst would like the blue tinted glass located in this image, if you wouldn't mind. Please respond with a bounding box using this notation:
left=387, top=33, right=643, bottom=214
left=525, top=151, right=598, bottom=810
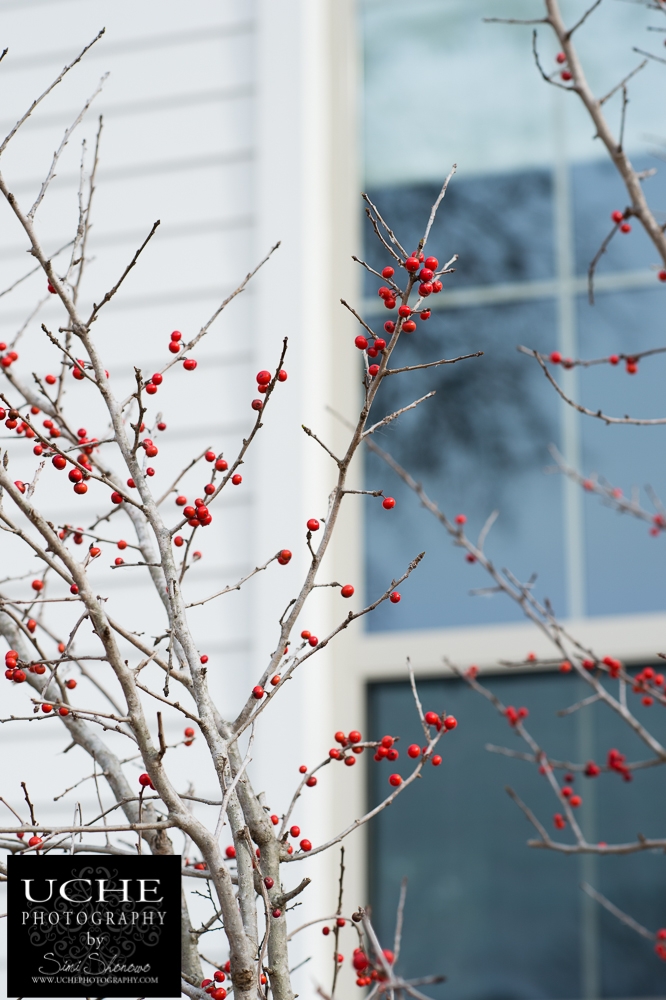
left=572, top=157, right=666, bottom=277
left=576, top=288, right=666, bottom=616
left=368, top=673, right=666, bottom=1000
left=364, top=298, right=565, bottom=630
left=363, top=172, right=555, bottom=290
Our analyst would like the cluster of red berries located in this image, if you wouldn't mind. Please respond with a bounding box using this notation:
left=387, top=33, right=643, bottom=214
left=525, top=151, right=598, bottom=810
left=200, top=967, right=230, bottom=999
left=0, top=341, right=19, bottom=369
left=252, top=367, right=287, bottom=411
left=505, top=705, right=528, bottom=726
left=607, top=747, right=632, bottom=782
left=611, top=209, right=632, bottom=234
left=648, top=513, right=666, bottom=538
left=549, top=351, right=639, bottom=374
left=632, top=666, right=665, bottom=706
left=0, top=404, right=36, bottom=438
left=329, top=730, right=365, bottom=767
left=560, top=778, right=582, bottom=809
left=4, top=649, right=52, bottom=686
left=167, top=330, right=197, bottom=371
left=352, top=947, right=395, bottom=988
left=184, top=726, right=195, bottom=746
left=555, top=51, right=572, bottom=81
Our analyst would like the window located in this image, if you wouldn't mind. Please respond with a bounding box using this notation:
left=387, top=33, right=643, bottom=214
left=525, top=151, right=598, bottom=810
left=360, top=1, right=666, bottom=630
left=368, top=673, right=666, bottom=999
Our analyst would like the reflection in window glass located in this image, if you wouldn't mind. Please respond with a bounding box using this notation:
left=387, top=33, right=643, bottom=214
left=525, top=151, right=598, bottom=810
left=576, top=288, right=666, bottom=617
left=572, top=159, right=666, bottom=277
left=368, top=674, right=666, bottom=1000
left=365, top=295, right=564, bottom=631
left=363, top=174, right=555, bottom=290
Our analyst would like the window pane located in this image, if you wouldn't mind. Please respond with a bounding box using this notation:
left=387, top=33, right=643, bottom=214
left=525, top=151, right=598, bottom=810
left=368, top=673, right=666, bottom=1000
left=361, top=0, right=659, bottom=186
left=576, top=287, right=666, bottom=616
left=572, top=159, right=666, bottom=277
left=363, top=173, right=555, bottom=289
left=364, top=297, right=565, bottom=631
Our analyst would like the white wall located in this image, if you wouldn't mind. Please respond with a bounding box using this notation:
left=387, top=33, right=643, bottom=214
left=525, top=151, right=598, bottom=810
left=0, top=0, right=363, bottom=996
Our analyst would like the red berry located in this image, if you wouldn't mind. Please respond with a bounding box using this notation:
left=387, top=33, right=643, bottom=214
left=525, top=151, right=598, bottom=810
left=278, top=369, right=287, bottom=382
left=308, top=636, right=318, bottom=646
left=382, top=497, right=395, bottom=509
left=405, top=257, right=419, bottom=272
left=349, top=730, right=362, bottom=743
left=387, top=748, right=398, bottom=761
left=257, top=370, right=271, bottom=385
left=28, top=835, right=43, bottom=847
left=398, top=305, right=411, bottom=318
left=620, top=223, right=631, bottom=233
left=611, top=210, right=624, bottom=223
left=184, top=727, right=195, bottom=738
left=42, top=703, right=52, bottom=713
left=382, top=266, right=394, bottom=279
left=52, top=455, right=66, bottom=471
left=368, top=364, right=380, bottom=377
left=407, top=744, right=420, bottom=758
left=225, top=845, right=236, bottom=859
left=455, top=513, right=466, bottom=525
left=341, top=584, right=354, bottom=598
left=272, top=909, right=281, bottom=918
left=231, top=474, right=242, bottom=485
left=200, top=654, right=209, bottom=664
left=251, top=399, right=263, bottom=411
left=388, top=774, right=402, bottom=787
left=299, top=765, right=308, bottom=774
left=65, top=679, right=77, bottom=689
left=215, top=458, right=228, bottom=471
left=555, top=52, right=566, bottom=64
left=659, top=271, right=666, bottom=282
left=45, top=373, right=57, bottom=384
left=31, top=579, right=44, bottom=592
left=139, top=773, right=154, bottom=788
left=307, top=518, right=320, bottom=531
left=183, top=358, right=197, bottom=371
left=444, top=715, right=457, bottom=730
left=419, top=267, right=434, bottom=281
left=323, top=926, right=331, bottom=935
left=354, top=335, right=368, bottom=350
left=420, top=309, right=431, bottom=321
left=402, top=320, right=416, bottom=333
left=384, top=321, right=395, bottom=334
left=424, top=256, right=438, bottom=270
left=115, top=557, right=124, bottom=566
left=609, top=354, right=619, bottom=365
left=389, top=592, right=401, bottom=603
left=329, top=748, right=341, bottom=759
left=561, top=70, right=572, bottom=80
left=110, top=491, right=123, bottom=504
left=252, top=685, right=264, bottom=699
left=278, top=549, right=292, bottom=565
left=549, top=351, right=562, bottom=364
left=344, top=756, right=355, bottom=767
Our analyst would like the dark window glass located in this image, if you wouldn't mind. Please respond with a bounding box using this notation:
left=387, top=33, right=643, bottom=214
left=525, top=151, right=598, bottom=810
left=363, top=171, right=555, bottom=291
left=364, top=298, right=565, bottom=631
left=576, top=287, right=666, bottom=616
left=368, top=673, right=666, bottom=1000
left=571, top=157, right=666, bottom=277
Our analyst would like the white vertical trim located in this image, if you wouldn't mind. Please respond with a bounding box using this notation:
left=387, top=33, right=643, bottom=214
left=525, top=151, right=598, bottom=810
left=553, top=90, right=586, bottom=621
